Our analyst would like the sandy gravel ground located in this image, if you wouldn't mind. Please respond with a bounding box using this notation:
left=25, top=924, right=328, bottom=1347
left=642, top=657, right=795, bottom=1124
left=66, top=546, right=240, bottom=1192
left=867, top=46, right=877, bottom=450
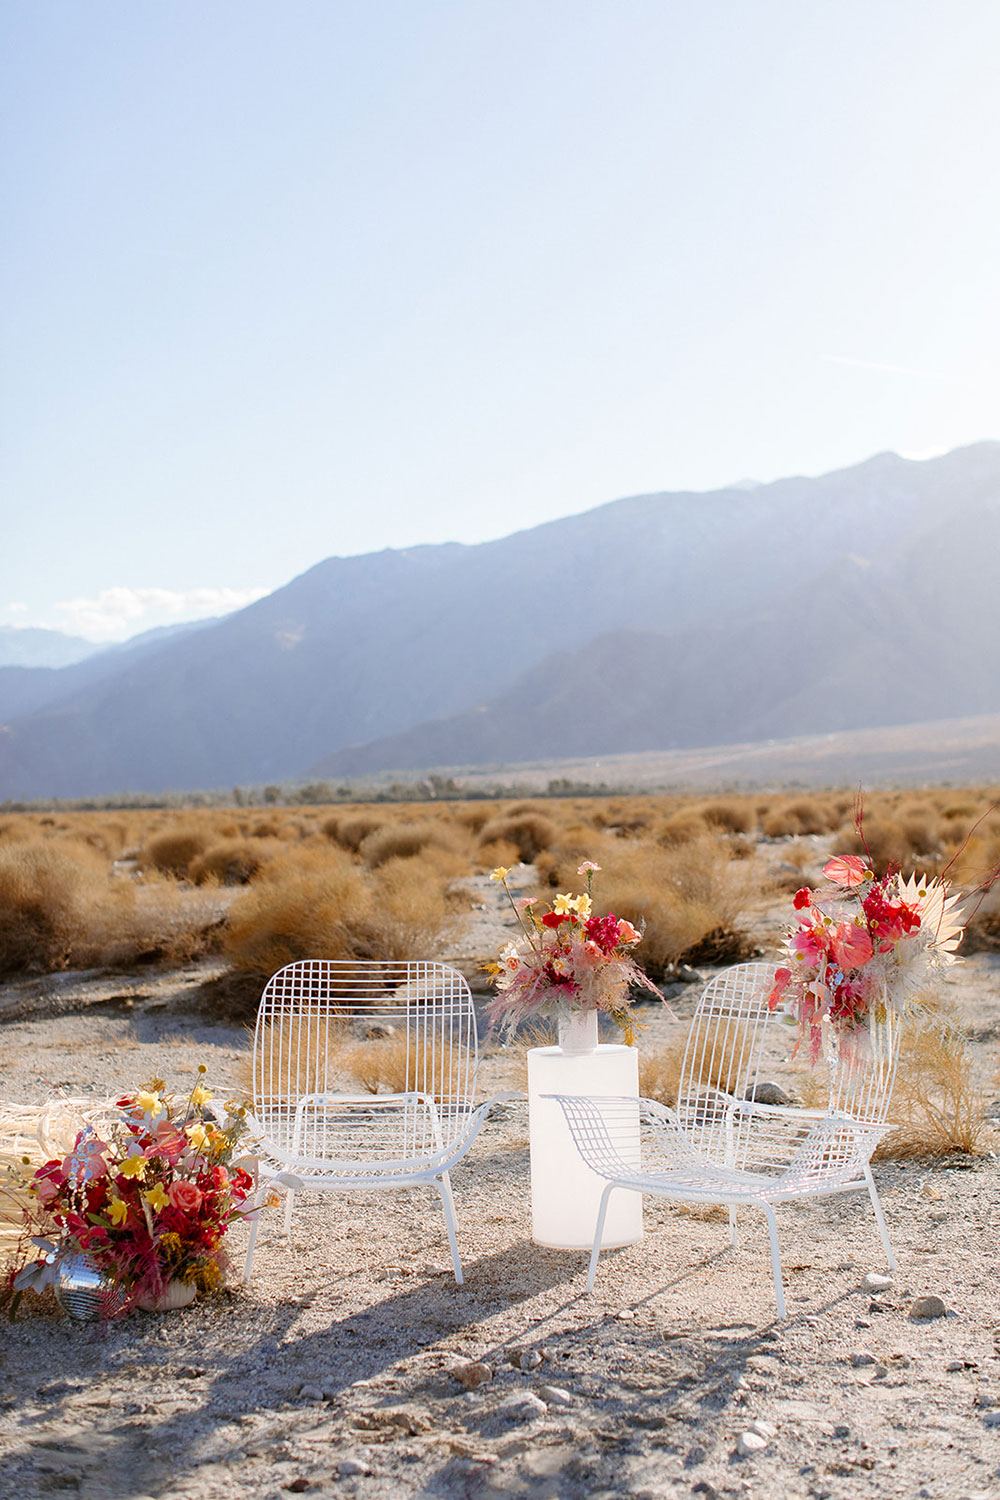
left=1, top=861, right=999, bottom=1500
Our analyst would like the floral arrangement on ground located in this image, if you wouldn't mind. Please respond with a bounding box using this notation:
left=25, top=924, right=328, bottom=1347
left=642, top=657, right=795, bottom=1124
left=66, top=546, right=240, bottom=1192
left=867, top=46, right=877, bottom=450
left=485, top=860, right=661, bottom=1043
left=769, top=852, right=967, bottom=1062
left=3, top=1069, right=254, bottom=1317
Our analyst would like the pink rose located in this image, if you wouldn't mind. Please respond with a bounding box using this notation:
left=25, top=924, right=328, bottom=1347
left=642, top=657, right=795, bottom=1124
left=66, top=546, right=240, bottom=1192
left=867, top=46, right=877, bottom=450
left=168, top=1180, right=203, bottom=1214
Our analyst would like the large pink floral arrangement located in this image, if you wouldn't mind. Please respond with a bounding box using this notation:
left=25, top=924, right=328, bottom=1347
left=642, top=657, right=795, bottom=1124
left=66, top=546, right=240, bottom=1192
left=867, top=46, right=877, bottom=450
left=485, top=861, right=661, bottom=1042
left=5, top=1070, right=254, bottom=1316
left=769, top=854, right=966, bottom=1063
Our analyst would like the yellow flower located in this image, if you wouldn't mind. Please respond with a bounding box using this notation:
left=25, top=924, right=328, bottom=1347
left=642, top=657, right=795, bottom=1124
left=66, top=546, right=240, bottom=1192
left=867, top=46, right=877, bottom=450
left=490, top=866, right=509, bottom=883
left=135, top=1090, right=161, bottom=1116
left=571, top=894, right=592, bottom=918
left=117, top=1155, right=147, bottom=1180
left=190, top=1085, right=212, bottom=1108
left=108, top=1197, right=128, bottom=1225
left=144, top=1182, right=170, bottom=1213
left=186, top=1123, right=209, bottom=1150
left=552, top=893, right=574, bottom=914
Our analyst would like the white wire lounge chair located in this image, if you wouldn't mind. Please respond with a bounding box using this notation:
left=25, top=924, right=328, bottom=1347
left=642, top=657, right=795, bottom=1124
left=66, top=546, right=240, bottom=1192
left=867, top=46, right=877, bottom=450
left=242, top=959, right=511, bottom=1285
left=548, top=961, right=901, bottom=1319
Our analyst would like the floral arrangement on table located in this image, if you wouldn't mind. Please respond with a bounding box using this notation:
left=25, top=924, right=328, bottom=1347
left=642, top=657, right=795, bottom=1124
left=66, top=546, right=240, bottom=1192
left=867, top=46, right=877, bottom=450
left=484, top=861, right=661, bottom=1043
left=768, top=853, right=967, bottom=1063
left=3, top=1069, right=254, bottom=1317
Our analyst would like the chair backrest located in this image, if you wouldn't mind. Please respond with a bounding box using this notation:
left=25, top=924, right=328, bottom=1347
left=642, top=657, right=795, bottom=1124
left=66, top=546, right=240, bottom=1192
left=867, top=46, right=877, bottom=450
left=252, top=960, right=479, bottom=1164
left=677, top=962, right=901, bottom=1169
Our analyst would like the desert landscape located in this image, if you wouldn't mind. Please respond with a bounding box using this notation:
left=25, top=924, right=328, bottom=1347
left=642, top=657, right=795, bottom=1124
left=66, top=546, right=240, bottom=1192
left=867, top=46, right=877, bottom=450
left=1, top=789, right=999, bottom=1500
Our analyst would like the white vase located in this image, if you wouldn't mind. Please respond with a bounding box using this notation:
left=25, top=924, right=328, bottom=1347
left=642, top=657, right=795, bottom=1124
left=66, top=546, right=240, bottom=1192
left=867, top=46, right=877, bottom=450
left=557, top=1008, right=599, bottom=1055
left=136, top=1279, right=197, bottom=1312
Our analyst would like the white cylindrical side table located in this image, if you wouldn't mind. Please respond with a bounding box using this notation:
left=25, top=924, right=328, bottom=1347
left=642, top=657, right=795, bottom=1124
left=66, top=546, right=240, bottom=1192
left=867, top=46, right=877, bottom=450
left=527, top=1042, right=643, bottom=1249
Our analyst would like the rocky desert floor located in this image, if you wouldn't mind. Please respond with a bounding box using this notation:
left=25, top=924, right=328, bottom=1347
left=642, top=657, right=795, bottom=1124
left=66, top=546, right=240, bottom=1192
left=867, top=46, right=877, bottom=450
left=1, top=861, right=998, bottom=1500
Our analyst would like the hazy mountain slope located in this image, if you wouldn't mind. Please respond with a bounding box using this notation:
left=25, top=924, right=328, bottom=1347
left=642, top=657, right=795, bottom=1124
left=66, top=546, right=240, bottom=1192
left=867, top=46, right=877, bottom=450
left=310, top=499, right=1000, bottom=776
left=0, top=627, right=98, bottom=669
left=1, top=442, right=998, bottom=799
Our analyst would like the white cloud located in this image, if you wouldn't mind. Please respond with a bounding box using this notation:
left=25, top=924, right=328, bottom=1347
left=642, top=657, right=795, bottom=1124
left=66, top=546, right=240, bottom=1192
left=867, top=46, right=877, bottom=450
left=2, top=603, right=29, bottom=617
left=50, top=585, right=270, bottom=642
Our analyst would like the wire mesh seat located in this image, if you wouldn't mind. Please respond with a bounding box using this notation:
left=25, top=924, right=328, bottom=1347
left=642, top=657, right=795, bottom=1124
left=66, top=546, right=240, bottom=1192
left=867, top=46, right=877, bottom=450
left=242, top=959, right=511, bottom=1285
left=549, top=961, right=901, bottom=1319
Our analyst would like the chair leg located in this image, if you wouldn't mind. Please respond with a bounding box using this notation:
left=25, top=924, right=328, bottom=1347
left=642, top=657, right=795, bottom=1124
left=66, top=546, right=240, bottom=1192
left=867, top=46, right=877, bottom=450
left=437, top=1172, right=464, bottom=1286
left=243, top=1205, right=262, bottom=1284
left=762, top=1203, right=786, bottom=1321
left=283, top=1188, right=295, bottom=1238
left=864, top=1163, right=897, bottom=1271
left=586, top=1183, right=616, bottom=1294
left=728, top=1206, right=739, bottom=1248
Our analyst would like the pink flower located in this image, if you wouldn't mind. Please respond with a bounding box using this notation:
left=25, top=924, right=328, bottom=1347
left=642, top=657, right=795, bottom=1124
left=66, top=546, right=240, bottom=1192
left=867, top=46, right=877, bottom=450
left=577, top=861, right=602, bottom=875
left=616, top=918, right=641, bottom=944
left=789, top=924, right=828, bottom=966
left=829, top=921, right=874, bottom=970
left=168, top=1180, right=203, bottom=1214
left=823, top=855, right=869, bottom=888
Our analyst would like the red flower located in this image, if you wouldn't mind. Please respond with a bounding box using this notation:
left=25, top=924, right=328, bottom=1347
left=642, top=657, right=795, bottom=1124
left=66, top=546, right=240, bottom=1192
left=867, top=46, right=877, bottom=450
left=584, top=912, right=623, bottom=954
left=792, top=887, right=814, bottom=911
left=541, top=912, right=572, bottom=929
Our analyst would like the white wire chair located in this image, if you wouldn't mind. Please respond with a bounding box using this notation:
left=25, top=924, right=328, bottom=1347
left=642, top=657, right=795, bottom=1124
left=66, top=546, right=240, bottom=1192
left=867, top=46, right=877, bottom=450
left=548, top=961, right=901, bottom=1319
left=242, top=959, right=511, bottom=1285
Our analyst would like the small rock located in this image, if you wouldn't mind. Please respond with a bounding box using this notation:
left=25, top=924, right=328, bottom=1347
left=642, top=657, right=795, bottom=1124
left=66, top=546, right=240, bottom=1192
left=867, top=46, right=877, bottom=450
left=854, top=1320, right=872, bottom=1330
left=497, top=1392, right=548, bottom=1421
left=298, top=1384, right=325, bottom=1402
left=337, top=1459, right=372, bottom=1477
left=745, top=1081, right=794, bottom=1106
left=453, top=1361, right=493, bottom=1389
left=850, top=1351, right=877, bottom=1368
left=862, top=1273, right=893, bottom=1292
left=692, top=1483, right=719, bottom=1499
left=919, top=1182, right=943, bottom=1201
left=750, top=1418, right=778, bottom=1439
left=737, top=1430, right=769, bottom=1455
left=517, top=1348, right=543, bottom=1371
left=285, top=1482, right=311, bottom=1494
left=983, top=1412, right=1000, bottom=1429
left=910, top=1295, right=948, bottom=1320
left=535, top=1384, right=573, bottom=1406
left=617, top=1308, right=635, bottom=1320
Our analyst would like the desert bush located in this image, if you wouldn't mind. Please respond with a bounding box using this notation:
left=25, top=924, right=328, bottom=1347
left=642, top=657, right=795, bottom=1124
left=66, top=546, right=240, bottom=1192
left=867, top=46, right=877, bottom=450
left=451, top=804, right=494, bottom=835
left=700, top=800, right=755, bottom=835
left=761, top=798, right=832, bottom=838
left=359, top=820, right=465, bottom=869
left=875, top=1015, right=995, bottom=1159
left=656, top=810, right=708, bottom=847
left=330, top=812, right=388, bottom=852
left=478, top=812, right=558, bottom=863
left=140, top=828, right=211, bottom=879
left=189, top=839, right=270, bottom=886
left=222, top=846, right=447, bottom=995
left=0, top=841, right=95, bottom=974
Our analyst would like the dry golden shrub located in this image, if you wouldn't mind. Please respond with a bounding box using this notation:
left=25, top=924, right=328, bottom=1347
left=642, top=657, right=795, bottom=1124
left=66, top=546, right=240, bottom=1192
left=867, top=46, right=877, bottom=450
left=638, top=1041, right=685, bottom=1106
left=478, top=812, right=559, bottom=863
left=451, top=804, right=494, bottom=835
left=189, top=839, right=271, bottom=886
left=657, top=810, right=708, bottom=847
left=700, top=799, right=755, bottom=835
left=875, top=1016, right=995, bottom=1159
left=0, top=838, right=225, bottom=975
left=761, top=798, right=830, bottom=837
left=330, top=812, right=388, bottom=852
left=358, top=819, right=470, bottom=870
left=0, top=840, right=97, bottom=973
left=140, top=828, right=211, bottom=879
left=223, top=845, right=447, bottom=991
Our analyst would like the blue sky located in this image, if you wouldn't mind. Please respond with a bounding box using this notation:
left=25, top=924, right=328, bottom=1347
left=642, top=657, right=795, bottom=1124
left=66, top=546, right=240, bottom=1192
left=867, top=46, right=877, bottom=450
left=3, top=1, right=999, bottom=640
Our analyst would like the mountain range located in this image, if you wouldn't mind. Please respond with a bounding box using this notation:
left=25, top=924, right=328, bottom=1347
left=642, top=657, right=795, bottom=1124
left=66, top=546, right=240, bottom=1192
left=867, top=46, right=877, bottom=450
left=2, top=441, right=999, bottom=800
